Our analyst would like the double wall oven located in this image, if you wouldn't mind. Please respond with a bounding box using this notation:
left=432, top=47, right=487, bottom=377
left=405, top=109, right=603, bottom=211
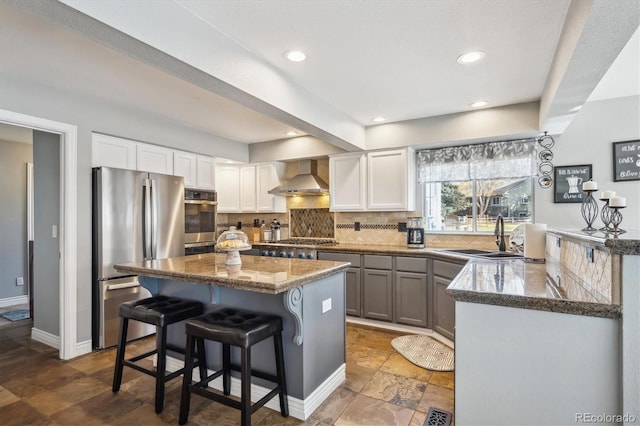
left=184, top=189, right=217, bottom=255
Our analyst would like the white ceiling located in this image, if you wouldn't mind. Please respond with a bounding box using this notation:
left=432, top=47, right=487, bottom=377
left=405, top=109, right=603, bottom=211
left=2, top=0, right=639, bottom=150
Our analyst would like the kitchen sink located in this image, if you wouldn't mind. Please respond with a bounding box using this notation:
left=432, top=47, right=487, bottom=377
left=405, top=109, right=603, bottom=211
left=437, top=248, right=523, bottom=259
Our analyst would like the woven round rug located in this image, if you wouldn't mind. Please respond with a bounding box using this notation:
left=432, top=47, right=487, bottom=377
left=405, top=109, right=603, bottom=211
left=391, top=335, right=454, bottom=371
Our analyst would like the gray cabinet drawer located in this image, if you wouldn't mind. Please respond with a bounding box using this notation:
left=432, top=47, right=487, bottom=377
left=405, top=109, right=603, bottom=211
left=317, top=251, right=361, bottom=267
left=433, top=259, right=464, bottom=279
left=363, top=254, right=392, bottom=270
left=396, top=257, right=427, bottom=273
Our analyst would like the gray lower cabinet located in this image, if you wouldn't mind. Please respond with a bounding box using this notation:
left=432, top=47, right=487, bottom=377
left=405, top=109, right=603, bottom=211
left=395, top=256, right=428, bottom=327
left=395, top=271, right=427, bottom=327
left=318, top=252, right=362, bottom=316
left=431, top=259, right=464, bottom=340
left=362, top=255, right=393, bottom=321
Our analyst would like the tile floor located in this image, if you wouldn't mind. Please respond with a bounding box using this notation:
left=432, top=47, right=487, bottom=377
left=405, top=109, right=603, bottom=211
left=0, top=319, right=454, bottom=425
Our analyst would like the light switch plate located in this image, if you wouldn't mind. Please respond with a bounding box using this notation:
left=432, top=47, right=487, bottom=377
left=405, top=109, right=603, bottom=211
left=322, top=298, right=332, bottom=313
left=52, top=225, right=57, bottom=238
left=16, top=277, right=24, bottom=286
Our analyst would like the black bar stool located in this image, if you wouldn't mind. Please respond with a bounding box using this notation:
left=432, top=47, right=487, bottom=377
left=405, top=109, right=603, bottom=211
left=179, top=307, right=288, bottom=426
left=112, top=295, right=205, bottom=414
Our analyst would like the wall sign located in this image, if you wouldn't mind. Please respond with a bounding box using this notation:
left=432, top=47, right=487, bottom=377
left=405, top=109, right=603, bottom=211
left=613, top=140, right=640, bottom=182
left=553, top=164, right=592, bottom=203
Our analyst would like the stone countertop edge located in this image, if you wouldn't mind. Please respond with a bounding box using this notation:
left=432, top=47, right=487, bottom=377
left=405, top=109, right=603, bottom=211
left=446, top=260, right=622, bottom=320
left=547, top=228, right=640, bottom=256
left=313, top=244, right=470, bottom=261
left=114, top=259, right=350, bottom=295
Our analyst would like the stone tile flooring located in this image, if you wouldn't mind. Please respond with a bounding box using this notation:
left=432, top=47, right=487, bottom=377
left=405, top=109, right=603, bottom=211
left=0, top=320, right=454, bottom=425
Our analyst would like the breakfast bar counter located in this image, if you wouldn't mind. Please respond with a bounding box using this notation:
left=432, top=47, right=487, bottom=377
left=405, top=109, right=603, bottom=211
left=115, top=253, right=350, bottom=420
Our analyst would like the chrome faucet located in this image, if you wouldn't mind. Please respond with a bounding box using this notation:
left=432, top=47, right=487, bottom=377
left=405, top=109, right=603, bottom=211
left=495, top=215, right=506, bottom=252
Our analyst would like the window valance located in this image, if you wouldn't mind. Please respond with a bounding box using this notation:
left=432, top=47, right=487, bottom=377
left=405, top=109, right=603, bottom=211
left=417, top=139, right=537, bottom=183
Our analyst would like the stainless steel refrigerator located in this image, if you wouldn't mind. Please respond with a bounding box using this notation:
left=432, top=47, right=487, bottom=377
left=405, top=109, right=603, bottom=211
left=92, top=166, right=185, bottom=349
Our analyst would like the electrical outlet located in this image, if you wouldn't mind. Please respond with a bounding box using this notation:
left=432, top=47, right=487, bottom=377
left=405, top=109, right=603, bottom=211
left=16, top=277, right=24, bottom=286
left=52, top=225, right=57, bottom=238
left=398, top=222, right=407, bottom=232
left=586, top=247, right=594, bottom=263
left=354, top=222, right=360, bottom=231
left=322, top=298, right=332, bottom=314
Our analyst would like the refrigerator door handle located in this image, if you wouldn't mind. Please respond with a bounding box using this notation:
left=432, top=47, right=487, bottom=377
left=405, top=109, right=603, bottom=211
left=106, top=282, right=140, bottom=291
left=143, top=178, right=152, bottom=260
left=150, top=178, right=158, bottom=259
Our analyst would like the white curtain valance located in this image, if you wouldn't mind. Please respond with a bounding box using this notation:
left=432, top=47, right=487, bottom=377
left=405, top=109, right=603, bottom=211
left=417, top=139, right=537, bottom=183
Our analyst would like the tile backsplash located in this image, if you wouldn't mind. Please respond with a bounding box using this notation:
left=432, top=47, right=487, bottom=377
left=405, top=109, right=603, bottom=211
left=290, top=208, right=334, bottom=238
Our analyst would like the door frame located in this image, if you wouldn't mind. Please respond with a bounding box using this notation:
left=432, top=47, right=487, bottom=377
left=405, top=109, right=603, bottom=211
left=0, top=109, right=78, bottom=360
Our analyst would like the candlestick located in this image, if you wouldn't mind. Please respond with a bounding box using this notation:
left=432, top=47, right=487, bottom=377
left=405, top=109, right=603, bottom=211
left=580, top=189, right=599, bottom=233
left=600, top=190, right=615, bottom=200
left=582, top=180, right=598, bottom=191
left=609, top=196, right=626, bottom=207
left=609, top=206, right=626, bottom=234
left=599, top=199, right=613, bottom=232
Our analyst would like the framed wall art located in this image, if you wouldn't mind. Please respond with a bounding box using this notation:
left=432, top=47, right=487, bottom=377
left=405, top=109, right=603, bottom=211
left=612, top=140, right=640, bottom=182
left=553, top=164, right=592, bottom=203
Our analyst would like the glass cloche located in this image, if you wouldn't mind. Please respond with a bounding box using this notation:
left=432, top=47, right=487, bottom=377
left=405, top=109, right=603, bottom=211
left=216, top=226, right=251, bottom=265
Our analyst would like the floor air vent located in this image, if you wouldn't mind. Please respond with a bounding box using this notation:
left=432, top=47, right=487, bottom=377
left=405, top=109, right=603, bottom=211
left=424, top=407, right=452, bottom=426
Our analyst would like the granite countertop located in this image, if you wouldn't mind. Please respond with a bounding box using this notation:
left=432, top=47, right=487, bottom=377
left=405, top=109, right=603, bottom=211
left=548, top=228, right=640, bottom=255
left=446, top=258, right=621, bottom=319
left=114, top=253, right=350, bottom=294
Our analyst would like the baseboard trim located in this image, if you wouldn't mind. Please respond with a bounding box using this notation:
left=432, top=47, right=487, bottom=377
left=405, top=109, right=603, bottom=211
left=0, top=295, right=29, bottom=308
left=165, top=356, right=345, bottom=420
left=75, top=339, right=93, bottom=357
left=31, top=327, right=60, bottom=349
left=346, top=317, right=454, bottom=348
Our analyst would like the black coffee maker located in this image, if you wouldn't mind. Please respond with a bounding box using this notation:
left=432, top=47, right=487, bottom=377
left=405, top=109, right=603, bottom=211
left=407, top=217, right=425, bottom=248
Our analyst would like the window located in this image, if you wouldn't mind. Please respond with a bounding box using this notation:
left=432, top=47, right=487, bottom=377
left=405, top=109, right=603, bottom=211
left=418, top=139, right=536, bottom=233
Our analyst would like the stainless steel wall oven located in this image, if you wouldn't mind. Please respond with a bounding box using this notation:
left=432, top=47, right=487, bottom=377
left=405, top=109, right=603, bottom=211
left=184, top=189, right=217, bottom=255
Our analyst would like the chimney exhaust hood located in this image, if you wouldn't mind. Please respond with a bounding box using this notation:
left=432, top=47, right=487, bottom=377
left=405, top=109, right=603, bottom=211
left=268, top=160, right=329, bottom=196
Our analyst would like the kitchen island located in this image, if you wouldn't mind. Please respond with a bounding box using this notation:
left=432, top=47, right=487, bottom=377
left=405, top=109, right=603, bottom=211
left=115, top=253, right=350, bottom=420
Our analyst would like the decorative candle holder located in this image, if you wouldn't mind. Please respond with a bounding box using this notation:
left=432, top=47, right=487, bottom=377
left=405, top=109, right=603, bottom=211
left=599, top=199, right=613, bottom=232
left=609, top=206, right=626, bottom=234
left=580, top=189, right=599, bottom=233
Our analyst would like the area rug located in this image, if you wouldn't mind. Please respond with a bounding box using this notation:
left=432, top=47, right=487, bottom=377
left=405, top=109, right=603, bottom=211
left=391, top=335, right=454, bottom=371
left=1, top=309, right=30, bottom=322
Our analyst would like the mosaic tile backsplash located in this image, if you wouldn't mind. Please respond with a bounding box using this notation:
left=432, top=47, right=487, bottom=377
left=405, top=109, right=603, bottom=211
left=290, top=208, right=334, bottom=238
left=546, top=234, right=620, bottom=304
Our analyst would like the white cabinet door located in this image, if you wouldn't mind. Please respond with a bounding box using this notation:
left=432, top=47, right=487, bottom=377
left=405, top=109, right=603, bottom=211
left=257, top=163, right=286, bottom=213
left=91, top=134, right=136, bottom=169
left=196, top=155, right=215, bottom=190
left=329, top=153, right=367, bottom=211
left=240, top=165, right=257, bottom=212
left=136, top=143, right=174, bottom=174
left=367, top=148, right=415, bottom=211
left=173, top=151, right=197, bottom=188
left=215, top=165, right=241, bottom=212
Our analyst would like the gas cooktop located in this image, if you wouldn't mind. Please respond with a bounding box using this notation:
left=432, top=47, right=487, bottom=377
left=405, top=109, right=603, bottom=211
left=261, top=238, right=337, bottom=247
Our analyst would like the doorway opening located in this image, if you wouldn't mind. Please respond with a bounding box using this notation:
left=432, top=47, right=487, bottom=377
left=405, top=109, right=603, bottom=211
left=0, top=109, right=79, bottom=360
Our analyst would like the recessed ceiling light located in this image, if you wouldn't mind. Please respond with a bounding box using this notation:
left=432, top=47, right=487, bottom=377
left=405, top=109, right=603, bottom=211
left=284, top=50, right=306, bottom=62
left=286, top=131, right=298, bottom=137
left=469, top=101, right=488, bottom=108
left=457, top=50, right=486, bottom=64
left=372, top=116, right=386, bottom=123
left=569, top=105, right=582, bottom=112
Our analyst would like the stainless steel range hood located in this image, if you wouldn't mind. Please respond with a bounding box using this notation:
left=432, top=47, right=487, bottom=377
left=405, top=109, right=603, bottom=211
left=268, top=160, right=329, bottom=196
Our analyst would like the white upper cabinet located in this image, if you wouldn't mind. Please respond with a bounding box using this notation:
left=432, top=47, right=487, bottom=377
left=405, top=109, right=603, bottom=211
left=136, top=143, right=174, bottom=174
left=367, top=148, right=415, bottom=211
left=240, top=165, right=257, bottom=212
left=195, top=156, right=215, bottom=190
left=215, top=165, right=241, bottom=212
left=257, top=163, right=286, bottom=213
left=173, top=151, right=197, bottom=188
left=92, top=134, right=136, bottom=170
left=329, top=153, right=367, bottom=211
